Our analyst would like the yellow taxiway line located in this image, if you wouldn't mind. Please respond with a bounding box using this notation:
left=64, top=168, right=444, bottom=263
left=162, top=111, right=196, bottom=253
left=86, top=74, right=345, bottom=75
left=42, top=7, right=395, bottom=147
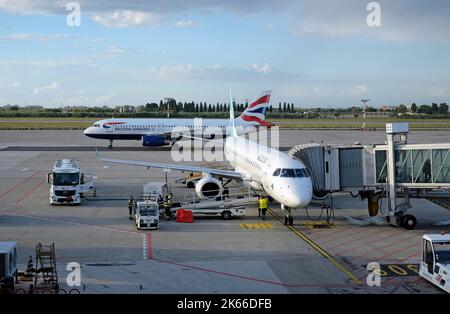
left=268, top=207, right=363, bottom=285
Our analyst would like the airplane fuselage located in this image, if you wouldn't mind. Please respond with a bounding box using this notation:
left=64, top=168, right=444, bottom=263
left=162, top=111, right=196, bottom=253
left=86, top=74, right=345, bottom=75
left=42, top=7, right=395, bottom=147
left=84, top=118, right=259, bottom=140
left=224, top=136, right=312, bottom=208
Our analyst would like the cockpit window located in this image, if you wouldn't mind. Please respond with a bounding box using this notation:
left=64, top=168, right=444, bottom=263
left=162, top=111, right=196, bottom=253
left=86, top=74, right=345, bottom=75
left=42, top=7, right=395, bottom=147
left=278, top=168, right=310, bottom=178
left=273, top=169, right=281, bottom=176
left=280, top=169, right=296, bottom=177
left=294, top=168, right=310, bottom=178
left=93, top=123, right=100, bottom=128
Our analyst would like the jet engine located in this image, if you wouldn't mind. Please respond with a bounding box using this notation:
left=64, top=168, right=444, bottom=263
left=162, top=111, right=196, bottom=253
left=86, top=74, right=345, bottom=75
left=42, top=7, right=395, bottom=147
left=195, top=176, right=223, bottom=199
left=142, top=135, right=168, bottom=147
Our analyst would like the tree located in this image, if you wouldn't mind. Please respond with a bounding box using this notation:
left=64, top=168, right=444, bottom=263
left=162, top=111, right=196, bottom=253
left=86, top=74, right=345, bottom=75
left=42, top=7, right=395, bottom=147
left=439, top=103, right=448, bottom=115
left=432, top=103, right=439, bottom=114
left=397, top=105, right=407, bottom=114
left=411, top=103, right=417, bottom=113
left=283, top=102, right=286, bottom=112
left=278, top=102, right=282, bottom=111
left=418, top=104, right=432, bottom=115
left=195, top=103, right=199, bottom=112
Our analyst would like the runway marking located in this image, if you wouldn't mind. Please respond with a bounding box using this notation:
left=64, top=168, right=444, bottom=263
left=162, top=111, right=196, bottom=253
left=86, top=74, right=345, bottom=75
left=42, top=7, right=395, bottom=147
left=349, top=232, right=421, bottom=262
left=15, top=179, right=45, bottom=203
left=143, top=234, right=147, bottom=261
left=147, top=233, right=153, bottom=260
left=330, top=229, right=406, bottom=255
left=0, top=170, right=40, bottom=199
left=240, top=223, right=273, bottom=229
left=103, top=166, right=109, bottom=169
left=21, top=168, right=29, bottom=172
left=267, top=207, right=363, bottom=285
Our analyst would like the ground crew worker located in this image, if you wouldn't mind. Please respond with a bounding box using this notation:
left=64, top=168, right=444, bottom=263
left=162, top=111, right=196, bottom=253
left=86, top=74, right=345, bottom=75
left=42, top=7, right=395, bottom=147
left=25, top=255, right=34, bottom=277
left=164, top=193, right=173, bottom=220
left=128, top=196, right=134, bottom=220
left=258, top=195, right=268, bottom=220
left=157, top=194, right=164, bottom=206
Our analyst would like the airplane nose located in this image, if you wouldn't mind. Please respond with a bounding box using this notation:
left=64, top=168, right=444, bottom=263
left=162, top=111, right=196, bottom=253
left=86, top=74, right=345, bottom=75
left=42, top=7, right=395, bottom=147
left=287, top=180, right=313, bottom=208
left=83, top=127, right=93, bottom=135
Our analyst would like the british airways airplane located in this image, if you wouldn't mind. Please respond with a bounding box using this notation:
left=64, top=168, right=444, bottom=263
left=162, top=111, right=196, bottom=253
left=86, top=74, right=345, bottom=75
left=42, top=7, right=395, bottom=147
left=84, top=90, right=272, bottom=149
left=97, top=91, right=312, bottom=225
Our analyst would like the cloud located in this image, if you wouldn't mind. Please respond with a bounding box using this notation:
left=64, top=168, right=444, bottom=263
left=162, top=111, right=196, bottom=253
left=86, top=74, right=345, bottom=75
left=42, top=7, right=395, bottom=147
left=95, top=95, right=111, bottom=105
left=91, top=10, right=162, bottom=28
left=9, top=81, right=22, bottom=88
left=174, top=19, right=193, bottom=28
left=0, top=33, right=76, bottom=41
left=356, top=84, right=368, bottom=93
left=249, top=63, right=271, bottom=74
left=290, top=0, right=450, bottom=43
left=148, top=63, right=298, bottom=81
left=33, top=81, right=59, bottom=95
left=1, top=1, right=448, bottom=42
left=0, top=58, right=98, bottom=67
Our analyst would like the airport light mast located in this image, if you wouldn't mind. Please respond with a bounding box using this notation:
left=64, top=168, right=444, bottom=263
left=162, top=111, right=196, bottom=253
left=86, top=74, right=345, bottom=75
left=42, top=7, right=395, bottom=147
left=361, top=99, right=370, bottom=130
left=164, top=97, right=174, bottom=118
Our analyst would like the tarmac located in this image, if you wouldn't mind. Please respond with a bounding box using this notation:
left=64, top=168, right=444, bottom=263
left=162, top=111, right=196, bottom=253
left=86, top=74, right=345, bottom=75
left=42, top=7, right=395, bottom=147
left=0, top=129, right=449, bottom=294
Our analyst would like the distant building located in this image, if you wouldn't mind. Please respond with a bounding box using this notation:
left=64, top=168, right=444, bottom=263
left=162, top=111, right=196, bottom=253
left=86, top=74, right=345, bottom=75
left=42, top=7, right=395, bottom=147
left=380, top=105, right=395, bottom=112
left=24, top=105, right=43, bottom=110
left=116, top=105, right=136, bottom=113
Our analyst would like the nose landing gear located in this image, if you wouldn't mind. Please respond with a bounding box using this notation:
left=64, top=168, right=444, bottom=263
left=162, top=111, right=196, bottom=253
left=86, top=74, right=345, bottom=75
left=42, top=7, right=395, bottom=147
left=108, top=139, right=113, bottom=150
left=282, top=205, right=294, bottom=226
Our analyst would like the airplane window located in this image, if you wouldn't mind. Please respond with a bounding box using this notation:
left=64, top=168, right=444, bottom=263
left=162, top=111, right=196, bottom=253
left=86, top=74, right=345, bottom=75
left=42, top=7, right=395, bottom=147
left=294, top=169, right=310, bottom=178
left=280, top=169, right=296, bottom=177
left=273, top=169, right=281, bottom=176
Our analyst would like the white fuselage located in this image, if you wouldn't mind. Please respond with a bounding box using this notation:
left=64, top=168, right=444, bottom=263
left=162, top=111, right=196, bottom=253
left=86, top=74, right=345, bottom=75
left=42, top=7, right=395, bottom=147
left=83, top=118, right=260, bottom=141
left=224, top=136, right=313, bottom=208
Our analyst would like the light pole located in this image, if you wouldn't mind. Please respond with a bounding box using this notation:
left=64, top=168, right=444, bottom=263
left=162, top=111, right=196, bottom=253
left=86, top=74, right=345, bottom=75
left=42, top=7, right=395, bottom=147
left=163, top=97, right=174, bottom=118
left=361, top=99, right=370, bottom=129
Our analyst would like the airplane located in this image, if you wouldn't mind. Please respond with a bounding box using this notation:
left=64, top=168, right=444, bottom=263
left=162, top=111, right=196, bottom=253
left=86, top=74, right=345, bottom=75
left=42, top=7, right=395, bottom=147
left=97, top=91, right=313, bottom=225
left=84, top=90, right=273, bottom=149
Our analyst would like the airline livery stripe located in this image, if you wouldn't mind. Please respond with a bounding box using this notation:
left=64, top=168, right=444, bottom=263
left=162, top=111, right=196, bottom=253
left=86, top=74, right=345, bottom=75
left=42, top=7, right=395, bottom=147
left=248, top=95, right=271, bottom=108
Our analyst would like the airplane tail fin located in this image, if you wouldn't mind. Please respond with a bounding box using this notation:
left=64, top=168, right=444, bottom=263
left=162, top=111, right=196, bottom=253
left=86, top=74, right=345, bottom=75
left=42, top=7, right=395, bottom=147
left=237, top=90, right=273, bottom=127
left=229, top=89, right=237, bottom=137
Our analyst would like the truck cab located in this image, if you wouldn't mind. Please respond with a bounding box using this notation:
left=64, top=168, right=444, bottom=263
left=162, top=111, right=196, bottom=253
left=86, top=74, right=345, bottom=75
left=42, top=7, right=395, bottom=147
left=47, top=159, right=94, bottom=205
left=419, top=234, right=450, bottom=293
left=135, top=200, right=159, bottom=230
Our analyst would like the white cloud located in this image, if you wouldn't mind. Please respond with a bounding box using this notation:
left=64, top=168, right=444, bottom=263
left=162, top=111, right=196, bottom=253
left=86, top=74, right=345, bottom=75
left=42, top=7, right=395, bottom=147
left=356, top=84, right=368, bottom=93
left=290, top=0, right=450, bottom=43
left=95, top=95, right=111, bottom=105
left=0, top=33, right=75, bottom=41
left=33, top=81, right=59, bottom=95
left=91, top=10, right=162, bottom=28
left=9, top=81, right=22, bottom=88
left=250, top=63, right=271, bottom=74
left=148, top=63, right=297, bottom=82
left=174, top=19, right=193, bottom=28
left=0, top=58, right=98, bottom=67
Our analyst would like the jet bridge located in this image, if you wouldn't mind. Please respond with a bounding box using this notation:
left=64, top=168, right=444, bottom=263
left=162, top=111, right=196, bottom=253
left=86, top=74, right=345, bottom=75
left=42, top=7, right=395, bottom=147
left=290, top=123, right=450, bottom=229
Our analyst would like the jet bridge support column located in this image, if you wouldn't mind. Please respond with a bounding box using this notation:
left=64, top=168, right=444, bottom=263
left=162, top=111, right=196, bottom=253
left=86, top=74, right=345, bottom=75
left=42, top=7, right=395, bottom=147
left=385, top=123, right=414, bottom=228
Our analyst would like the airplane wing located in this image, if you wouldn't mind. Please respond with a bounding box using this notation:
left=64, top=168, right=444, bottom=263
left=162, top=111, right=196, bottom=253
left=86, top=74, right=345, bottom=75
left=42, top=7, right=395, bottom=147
left=98, top=153, right=242, bottom=180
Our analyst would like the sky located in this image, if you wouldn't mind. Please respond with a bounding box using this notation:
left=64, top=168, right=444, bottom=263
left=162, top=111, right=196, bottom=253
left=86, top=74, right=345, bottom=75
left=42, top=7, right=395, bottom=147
left=0, top=0, right=449, bottom=108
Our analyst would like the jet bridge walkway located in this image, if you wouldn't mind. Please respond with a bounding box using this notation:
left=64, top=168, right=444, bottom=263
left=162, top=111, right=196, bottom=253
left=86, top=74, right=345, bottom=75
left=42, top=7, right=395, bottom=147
left=290, top=123, right=450, bottom=229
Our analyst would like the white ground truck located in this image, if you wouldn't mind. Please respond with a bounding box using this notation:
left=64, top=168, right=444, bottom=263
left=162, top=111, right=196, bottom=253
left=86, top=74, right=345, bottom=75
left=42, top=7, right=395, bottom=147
left=135, top=200, right=160, bottom=230
left=419, top=234, right=450, bottom=293
left=47, top=159, right=94, bottom=205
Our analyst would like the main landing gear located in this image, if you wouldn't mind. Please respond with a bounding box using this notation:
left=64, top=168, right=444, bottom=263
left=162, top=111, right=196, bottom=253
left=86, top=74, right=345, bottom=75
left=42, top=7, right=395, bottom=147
left=282, top=205, right=294, bottom=226
left=108, top=139, right=113, bottom=150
